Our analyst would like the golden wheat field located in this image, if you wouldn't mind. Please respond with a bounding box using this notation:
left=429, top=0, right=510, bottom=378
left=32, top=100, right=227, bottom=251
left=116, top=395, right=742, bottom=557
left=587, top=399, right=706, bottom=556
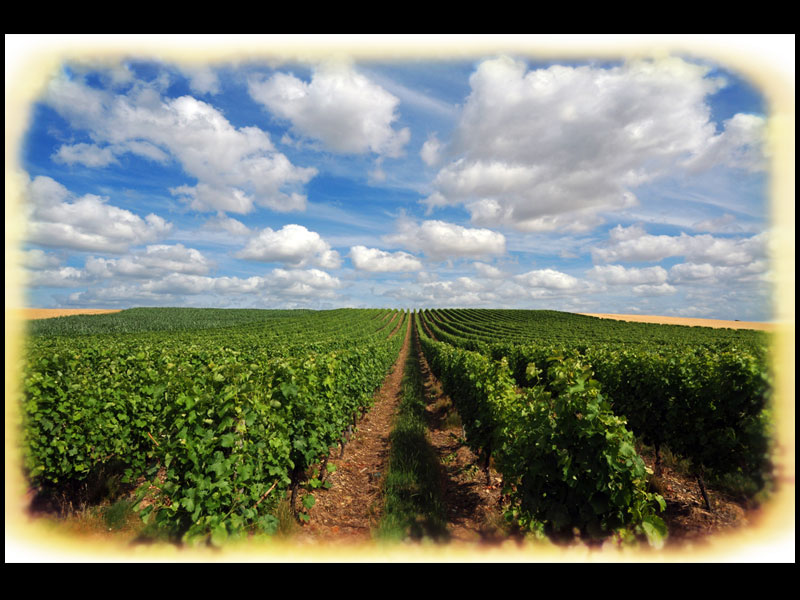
left=578, top=313, right=775, bottom=331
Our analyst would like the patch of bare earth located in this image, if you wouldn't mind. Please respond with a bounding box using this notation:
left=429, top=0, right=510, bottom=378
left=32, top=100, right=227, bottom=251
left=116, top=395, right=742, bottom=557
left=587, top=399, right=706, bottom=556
left=638, top=452, right=757, bottom=547
left=291, top=315, right=412, bottom=546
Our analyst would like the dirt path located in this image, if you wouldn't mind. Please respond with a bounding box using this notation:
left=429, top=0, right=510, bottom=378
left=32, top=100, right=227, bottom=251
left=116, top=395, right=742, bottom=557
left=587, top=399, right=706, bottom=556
left=292, top=314, right=412, bottom=546
left=293, top=315, right=513, bottom=547
left=414, top=326, right=509, bottom=545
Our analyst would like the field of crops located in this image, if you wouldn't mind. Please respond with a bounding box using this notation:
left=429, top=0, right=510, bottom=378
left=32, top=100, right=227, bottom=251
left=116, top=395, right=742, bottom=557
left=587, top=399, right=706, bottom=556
left=416, top=309, right=773, bottom=544
left=19, top=307, right=774, bottom=548
left=21, top=308, right=408, bottom=543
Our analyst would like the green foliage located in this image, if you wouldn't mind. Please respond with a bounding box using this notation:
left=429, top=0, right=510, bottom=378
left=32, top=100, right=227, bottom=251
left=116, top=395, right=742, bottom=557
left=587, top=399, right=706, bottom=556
left=418, top=313, right=668, bottom=545
left=26, top=307, right=309, bottom=336
left=423, top=308, right=774, bottom=500
left=21, top=308, right=408, bottom=544
left=104, top=498, right=137, bottom=531
left=22, top=305, right=772, bottom=548
left=495, top=356, right=666, bottom=543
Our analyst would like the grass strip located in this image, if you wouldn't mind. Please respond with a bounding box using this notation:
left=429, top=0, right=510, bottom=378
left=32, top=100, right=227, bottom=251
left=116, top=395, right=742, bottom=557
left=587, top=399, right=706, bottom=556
left=377, top=315, right=448, bottom=542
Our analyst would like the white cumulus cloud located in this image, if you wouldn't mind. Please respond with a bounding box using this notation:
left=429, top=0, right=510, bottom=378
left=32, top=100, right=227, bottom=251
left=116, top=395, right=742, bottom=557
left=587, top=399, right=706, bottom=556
left=424, top=55, right=766, bottom=232
left=178, top=65, right=221, bottom=95
left=586, top=264, right=669, bottom=285
left=420, top=133, right=443, bottom=167
left=669, top=260, right=769, bottom=283
left=383, top=276, right=497, bottom=307
left=66, top=266, right=342, bottom=306
left=514, top=268, right=580, bottom=290
left=473, top=262, right=504, bottom=279
left=247, top=61, right=410, bottom=157
left=632, top=283, right=678, bottom=296
left=85, top=244, right=213, bottom=279
left=42, top=73, right=316, bottom=213
left=269, top=268, right=341, bottom=297
left=236, top=224, right=341, bottom=268
left=52, top=143, right=118, bottom=167
left=384, top=219, right=506, bottom=261
left=591, top=224, right=768, bottom=266
left=21, top=249, right=62, bottom=270
left=203, top=213, right=253, bottom=237
left=26, top=266, right=89, bottom=288
left=349, top=246, right=423, bottom=272
left=683, top=113, right=768, bottom=173
left=24, top=175, right=172, bottom=253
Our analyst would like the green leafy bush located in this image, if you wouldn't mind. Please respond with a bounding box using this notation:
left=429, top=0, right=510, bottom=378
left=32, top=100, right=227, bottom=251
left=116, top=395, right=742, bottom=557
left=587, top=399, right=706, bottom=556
left=495, top=356, right=666, bottom=544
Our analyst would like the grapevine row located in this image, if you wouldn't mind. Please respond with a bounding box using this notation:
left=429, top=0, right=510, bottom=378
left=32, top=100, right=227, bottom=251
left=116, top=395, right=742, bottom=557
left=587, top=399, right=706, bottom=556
left=22, top=308, right=409, bottom=543
left=421, top=309, right=772, bottom=497
left=416, top=312, right=668, bottom=543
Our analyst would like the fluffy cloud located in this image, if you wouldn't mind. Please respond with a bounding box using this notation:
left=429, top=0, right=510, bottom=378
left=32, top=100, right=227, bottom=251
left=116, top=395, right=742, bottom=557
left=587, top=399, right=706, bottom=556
left=514, top=268, right=581, bottom=290
left=383, top=268, right=589, bottom=306
left=52, top=143, right=118, bottom=167
left=134, top=268, right=341, bottom=299
left=472, top=262, right=504, bottom=279
left=67, top=267, right=342, bottom=306
left=203, top=213, right=252, bottom=237
left=236, top=224, right=340, bottom=268
left=247, top=62, right=410, bottom=157
left=669, top=260, right=770, bottom=283
left=26, top=266, right=89, bottom=288
left=270, top=268, right=341, bottom=297
left=586, top=264, right=669, bottom=285
left=178, top=65, right=221, bottom=95
left=21, top=249, right=62, bottom=270
left=591, top=224, right=768, bottom=266
left=424, top=56, right=766, bottom=232
left=683, top=113, right=768, bottom=173
left=119, top=140, right=171, bottom=163
left=632, top=283, right=678, bottom=296
left=349, top=246, right=423, bottom=272
left=85, top=244, right=213, bottom=279
left=24, top=175, right=171, bottom=253
left=142, top=273, right=216, bottom=295
left=67, top=284, right=168, bottom=305
left=384, top=219, right=506, bottom=261
left=170, top=183, right=258, bottom=214
left=420, top=134, right=443, bottom=167
left=670, top=262, right=717, bottom=281
left=211, top=276, right=265, bottom=295
left=25, top=244, right=212, bottom=289
left=55, top=140, right=173, bottom=168
left=383, top=276, right=499, bottom=307
left=42, top=73, right=316, bottom=213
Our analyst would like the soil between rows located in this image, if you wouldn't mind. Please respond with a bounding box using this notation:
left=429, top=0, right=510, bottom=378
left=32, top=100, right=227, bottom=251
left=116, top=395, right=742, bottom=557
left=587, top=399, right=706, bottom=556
left=292, top=314, right=512, bottom=547
left=290, top=313, right=412, bottom=545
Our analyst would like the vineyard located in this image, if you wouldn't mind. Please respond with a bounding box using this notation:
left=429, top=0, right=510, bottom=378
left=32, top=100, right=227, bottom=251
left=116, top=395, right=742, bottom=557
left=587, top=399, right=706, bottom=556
left=17, top=307, right=775, bottom=551
left=416, top=309, right=773, bottom=545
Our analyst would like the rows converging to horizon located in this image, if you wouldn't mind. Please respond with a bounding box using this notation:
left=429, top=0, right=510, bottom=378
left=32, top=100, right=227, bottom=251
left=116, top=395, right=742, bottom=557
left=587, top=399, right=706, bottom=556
left=18, top=307, right=775, bottom=551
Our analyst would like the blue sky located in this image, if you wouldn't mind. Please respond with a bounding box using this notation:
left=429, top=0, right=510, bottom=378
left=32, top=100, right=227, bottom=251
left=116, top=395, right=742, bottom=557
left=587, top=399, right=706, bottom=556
left=12, top=39, right=780, bottom=320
